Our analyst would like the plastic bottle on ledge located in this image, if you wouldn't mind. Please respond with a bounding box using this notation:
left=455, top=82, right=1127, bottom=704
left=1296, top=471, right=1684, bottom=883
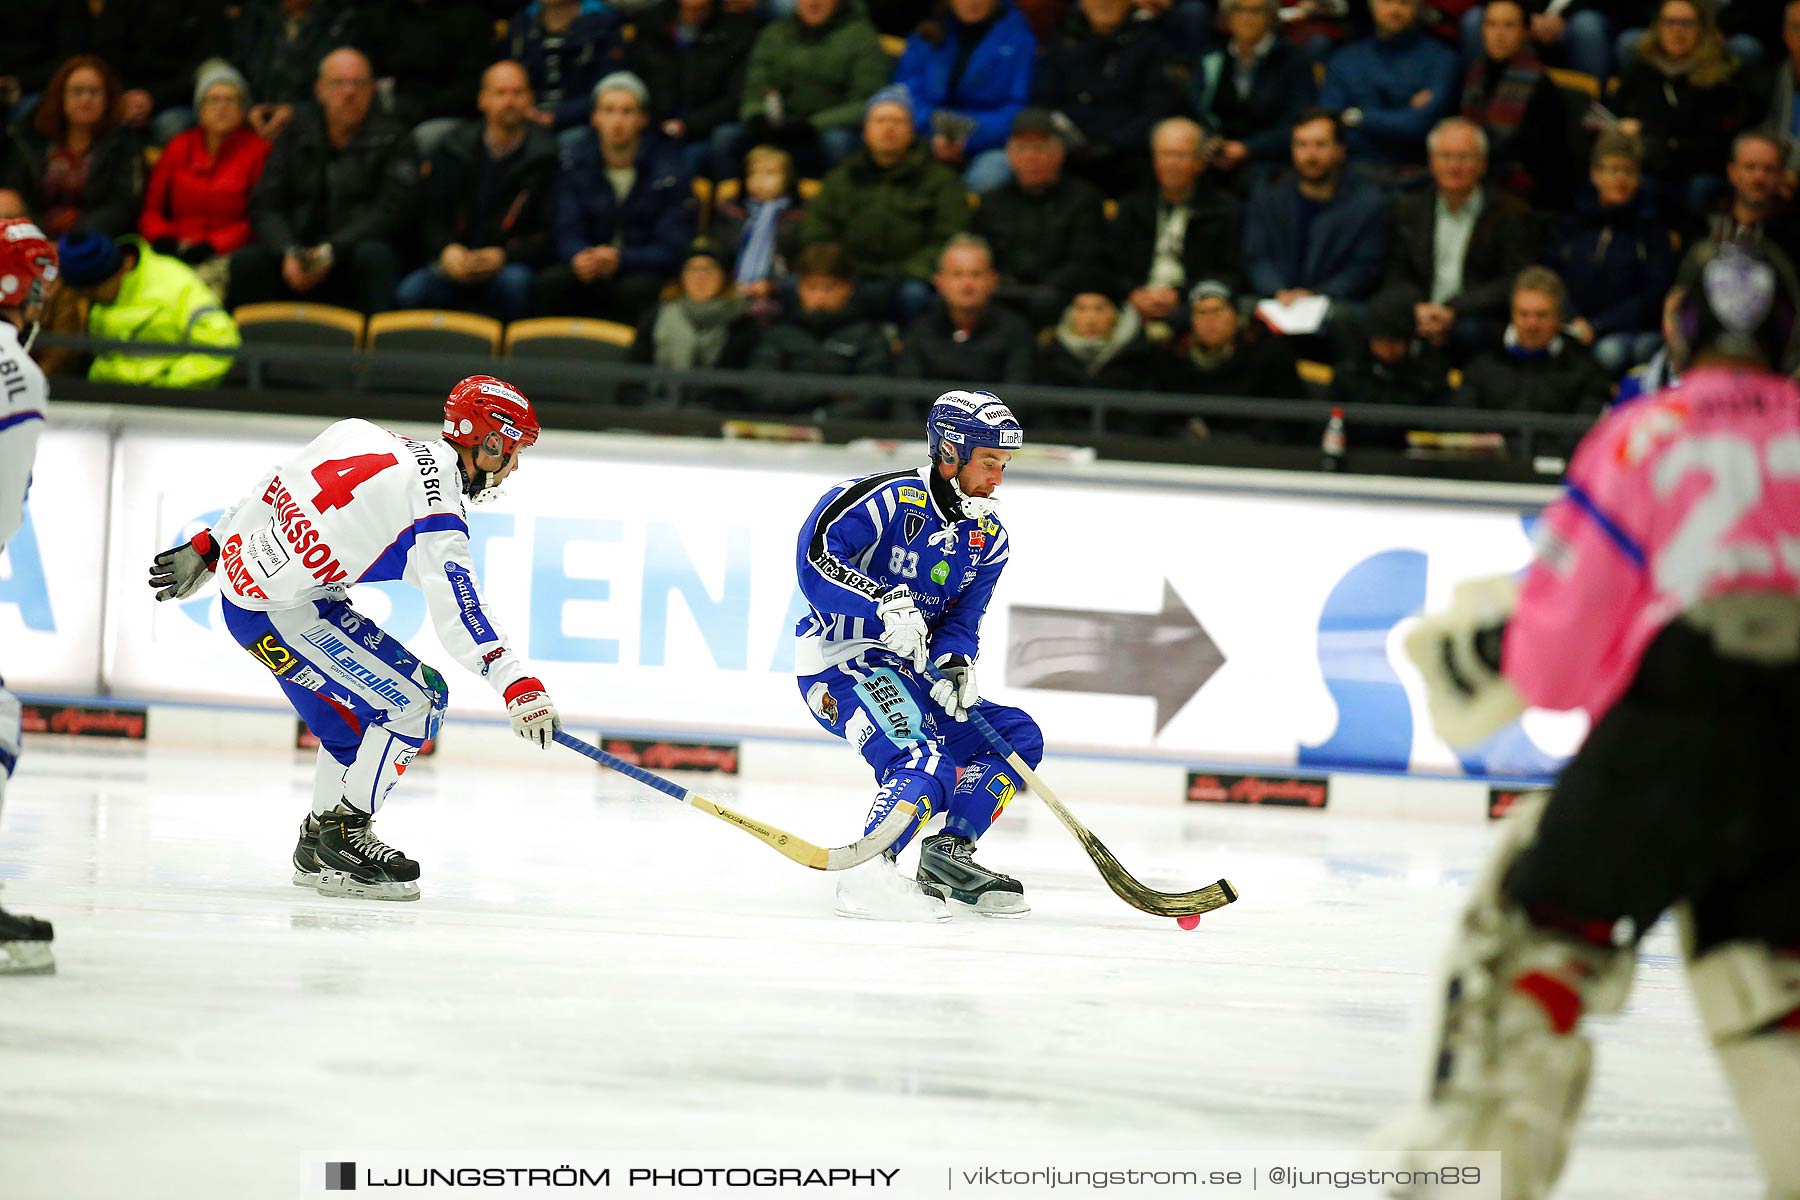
left=1321, top=407, right=1347, bottom=472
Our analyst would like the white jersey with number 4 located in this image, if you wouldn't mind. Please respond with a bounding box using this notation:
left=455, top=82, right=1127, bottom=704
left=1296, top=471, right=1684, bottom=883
left=0, top=321, right=49, bottom=552
left=212, top=418, right=531, bottom=697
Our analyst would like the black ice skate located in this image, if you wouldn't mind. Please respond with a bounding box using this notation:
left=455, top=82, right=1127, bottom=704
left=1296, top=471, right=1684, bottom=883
left=916, top=833, right=1029, bottom=917
left=308, top=804, right=420, bottom=902
left=291, top=814, right=321, bottom=888
left=0, top=901, right=55, bottom=974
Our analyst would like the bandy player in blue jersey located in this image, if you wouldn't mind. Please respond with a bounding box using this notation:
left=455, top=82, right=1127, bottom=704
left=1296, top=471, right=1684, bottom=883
left=794, top=391, right=1044, bottom=921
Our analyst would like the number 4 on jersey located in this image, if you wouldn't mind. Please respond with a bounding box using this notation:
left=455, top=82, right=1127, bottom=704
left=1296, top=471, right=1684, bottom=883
left=311, top=453, right=399, bottom=511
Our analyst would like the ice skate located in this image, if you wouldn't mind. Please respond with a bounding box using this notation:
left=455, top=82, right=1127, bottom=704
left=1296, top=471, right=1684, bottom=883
left=834, top=852, right=950, bottom=922
left=307, top=804, right=420, bottom=901
left=291, top=814, right=322, bottom=888
left=917, top=832, right=1029, bottom=916
left=0, top=901, right=54, bottom=975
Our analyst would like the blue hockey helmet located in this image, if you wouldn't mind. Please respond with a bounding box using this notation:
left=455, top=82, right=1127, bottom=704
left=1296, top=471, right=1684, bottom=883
left=926, top=390, right=1024, bottom=463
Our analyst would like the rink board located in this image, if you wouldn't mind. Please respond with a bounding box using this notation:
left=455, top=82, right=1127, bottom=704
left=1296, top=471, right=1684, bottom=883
left=2, top=405, right=1575, bottom=782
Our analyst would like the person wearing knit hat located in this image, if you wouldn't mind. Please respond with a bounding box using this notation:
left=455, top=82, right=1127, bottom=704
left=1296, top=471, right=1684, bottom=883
left=593, top=70, right=651, bottom=111
left=57, top=228, right=240, bottom=388
left=864, top=84, right=913, bottom=121
left=139, top=60, right=271, bottom=269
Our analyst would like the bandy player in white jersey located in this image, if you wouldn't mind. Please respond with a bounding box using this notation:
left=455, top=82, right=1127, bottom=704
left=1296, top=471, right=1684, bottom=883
left=147, top=375, right=563, bottom=901
left=0, top=218, right=58, bottom=972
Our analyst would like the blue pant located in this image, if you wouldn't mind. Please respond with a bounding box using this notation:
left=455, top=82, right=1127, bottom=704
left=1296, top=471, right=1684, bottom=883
left=396, top=263, right=536, bottom=323
left=221, top=595, right=447, bottom=814
left=799, top=650, right=1044, bottom=853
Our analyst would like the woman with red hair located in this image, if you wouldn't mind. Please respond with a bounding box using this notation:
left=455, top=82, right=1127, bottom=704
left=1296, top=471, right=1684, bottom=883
left=0, top=55, right=145, bottom=237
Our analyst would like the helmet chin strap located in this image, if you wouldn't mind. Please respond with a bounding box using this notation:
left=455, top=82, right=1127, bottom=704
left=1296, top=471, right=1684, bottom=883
left=931, top=451, right=997, bottom=521
left=452, top=442, right=510, bottom=504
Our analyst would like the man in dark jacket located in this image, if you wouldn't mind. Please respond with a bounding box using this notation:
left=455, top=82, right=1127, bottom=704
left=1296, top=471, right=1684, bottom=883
left=1328, top=287, right=1454, bottom=445
left=972, top=108, right=1108, bottom=328
left=1242, top=108, right=1391, bottom=345
left=1376, top=115, right=1539, bottom=359
left=534, top=71, right=695, bottom=321
left=1319, top=0, right=1462, bottom=169
left=229, top=48, right=418, bottom=313
left=233, top=0, right=360, bottom=142
left=506, top=0, right=624, bottom=133
left=1149, top=277, right=1304, bottom=441
left=1033, top=0, right=1178, bottom=197
left=1188, top=0, right=1318, bottom=191
left=1460, top=0, right=1573, bottom=210
left=1115, top=116, right=1243, bottom=329
left=801, top=86, right=969, bottom=322
left=626, top=0, right=759, bottom=180
left=1036, top=267, right=1163, bottom=422
left=747, top=241, right=892, bottom=419
left=1455, top=266, right=1611, bottom=456
left=396, top=62, right=557, bottom=322
left=897, top=233, right=1035, bottom=397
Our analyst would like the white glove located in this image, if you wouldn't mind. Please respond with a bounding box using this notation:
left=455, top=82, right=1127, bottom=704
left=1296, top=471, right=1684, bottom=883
left=1403, top=574, right=1525, bottom=748
left=929, top=652, right=977, bottom=721
left=148, top=530, right=220, bottom=601
left=876, top=586, right=930, bottom=671
left=504, top=678, right=561, bottom=749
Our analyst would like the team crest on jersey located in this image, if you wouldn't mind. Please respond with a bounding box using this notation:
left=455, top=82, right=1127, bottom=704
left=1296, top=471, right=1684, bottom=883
left=902, top=511, right=926, bottom=543
left=806, top=682, right=839, bottom=727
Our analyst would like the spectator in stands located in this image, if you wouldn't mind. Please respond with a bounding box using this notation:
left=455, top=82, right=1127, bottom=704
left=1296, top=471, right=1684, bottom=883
left=1377, top=116, right=1538, bottom=358
left=0, top=55, right=145, bottom=238
left=711, top=145, right=809, bottom=321
left=229, top=48, right=418, bottom=314
left=1615, top=284, right=1685, bottom=404
left=627, top=0, right=760, bottom=181
left=1328, top=288, right=1454, bottom=416
left=396, top=61, right=555, bottom=323
left=630, top=239, right=758, bottom=406
left=717, top=0, right=892, bottom=181
left=971, top=107, right=1107, bottom=328
left=1546, top=131, right=1676, bottom=375
left=1614, top=0, right=1745, bottom=215
left=1456, top=1, right=1619, bottom=84
left=138, top=63, right=270, bottom=298
left=1187, top=0, right=1318, bottom=192
left=233, top=0, right=360, bottom=143
left=1151, top=278, right=1304, bottom=441
left=360, top=0, right=497, bottom=134
left=1116, top=117, right=1243, bottom=329
left=1318, top=0, right=1462, bottom=170
left=1241, top=108, right=1389, bottom=346
left=1033, top=0, right=1177, bottom=197
left=53, top=0, right=232, bottom=144
left=57, top=227, right=240, bottom=388
left=1455, top=266, right=1611, bottom=453
left=897, top=233, right=1035, bottom=388
left=536, top=71, right=694, bottom=322
left=1752, top=0, right=1800, bottom=176
left=894, top=0, right=1037, bottom=194
left=747, top=242, right=892, bottom=413
left=802, top=86, right=969, bottom=322
left=505, top=0, right=624, bottom=135
left=1460, top=0, right=1573, bottom=209
left=1035, top=268, right=1162, bottom=403
left=1678, top=128, right=1800, bottom=282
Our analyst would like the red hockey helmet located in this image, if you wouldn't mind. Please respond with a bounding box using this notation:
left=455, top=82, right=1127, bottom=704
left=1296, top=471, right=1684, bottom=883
left=0, top=219, right=59, bottom=313
left=443, top=374, right=540, bottom=459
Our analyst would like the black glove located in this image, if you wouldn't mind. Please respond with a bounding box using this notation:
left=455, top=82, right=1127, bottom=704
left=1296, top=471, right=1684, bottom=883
left=149, top=530, right=221, bottom=601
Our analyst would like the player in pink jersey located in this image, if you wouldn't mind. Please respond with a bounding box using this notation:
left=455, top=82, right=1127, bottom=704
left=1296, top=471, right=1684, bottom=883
left=147, top=376, right=561, bottom=901
left=1386, top=242, right=1800, bottom=1199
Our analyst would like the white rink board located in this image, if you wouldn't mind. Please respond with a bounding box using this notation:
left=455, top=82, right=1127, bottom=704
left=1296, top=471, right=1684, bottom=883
left=6, top=407, right=1579, bottom=778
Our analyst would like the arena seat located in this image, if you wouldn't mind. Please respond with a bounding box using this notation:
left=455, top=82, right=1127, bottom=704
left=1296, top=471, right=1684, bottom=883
left=230, top=302, right=365, bottom=389
left=364, top=310, right=502, bottom=394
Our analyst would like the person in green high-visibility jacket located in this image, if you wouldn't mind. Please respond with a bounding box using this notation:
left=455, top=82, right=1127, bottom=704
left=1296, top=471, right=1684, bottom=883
left=56, top=228, right=240, bottom=388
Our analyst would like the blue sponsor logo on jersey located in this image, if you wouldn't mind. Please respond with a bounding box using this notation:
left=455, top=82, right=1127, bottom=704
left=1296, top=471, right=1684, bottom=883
left=299, top=627, right=414, bottom=710
left=444, top=562, right=497, bottom=645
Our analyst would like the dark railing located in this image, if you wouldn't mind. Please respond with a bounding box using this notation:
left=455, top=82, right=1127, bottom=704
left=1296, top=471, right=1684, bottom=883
left=38, top=332, right=1594, bottom=484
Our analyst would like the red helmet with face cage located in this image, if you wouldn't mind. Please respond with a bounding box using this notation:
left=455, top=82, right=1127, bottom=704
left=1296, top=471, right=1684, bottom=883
left=443, top=374, right=540, bottom=459
left=0, top=219, right=59, bottom=313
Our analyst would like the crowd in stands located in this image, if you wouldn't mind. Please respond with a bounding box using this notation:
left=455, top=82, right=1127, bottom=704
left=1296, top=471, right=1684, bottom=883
left=4, top=0, right=1800, bottom=448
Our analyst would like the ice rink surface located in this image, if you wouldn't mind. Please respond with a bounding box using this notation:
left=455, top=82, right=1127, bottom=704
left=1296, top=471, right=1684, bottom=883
left=0, top=739, right=1762, bottom=1199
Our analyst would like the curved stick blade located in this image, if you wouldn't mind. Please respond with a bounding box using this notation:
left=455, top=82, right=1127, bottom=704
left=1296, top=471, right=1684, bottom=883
left=687, top=796, right=919, bottom=872
left=824, top=799, right=918, bottom=871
